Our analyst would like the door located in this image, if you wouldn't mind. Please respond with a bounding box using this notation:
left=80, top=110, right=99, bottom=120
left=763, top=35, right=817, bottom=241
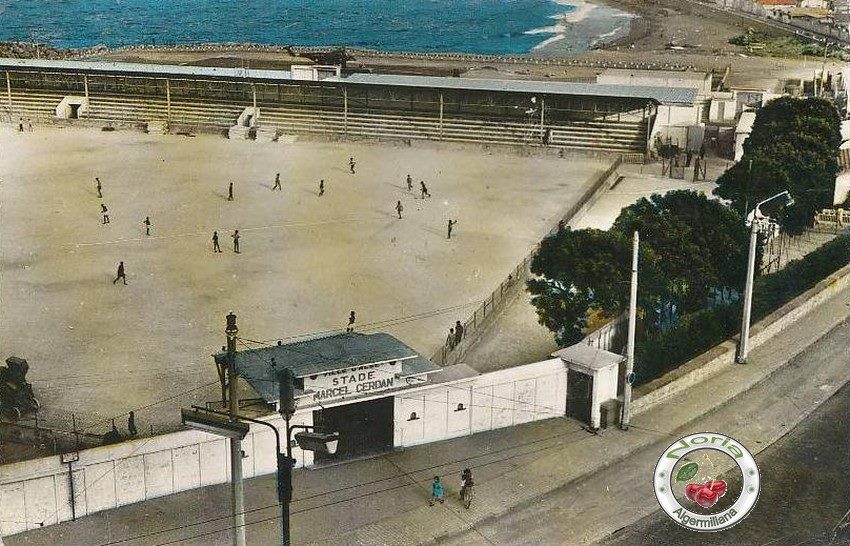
left=312, top=396, right=394, bottom=463
left=566, top=369, right=593, bottom=426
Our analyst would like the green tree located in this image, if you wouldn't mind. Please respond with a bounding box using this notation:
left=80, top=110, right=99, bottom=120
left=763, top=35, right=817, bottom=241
left=714, top=97, right=841, bottom=235
left=611, top=190, right=749, bottom=314
left=527, top=228, right=632, bottom=346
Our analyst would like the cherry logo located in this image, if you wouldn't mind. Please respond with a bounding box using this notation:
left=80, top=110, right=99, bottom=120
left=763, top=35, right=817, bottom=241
left=684, top=479, right=727, bottom=508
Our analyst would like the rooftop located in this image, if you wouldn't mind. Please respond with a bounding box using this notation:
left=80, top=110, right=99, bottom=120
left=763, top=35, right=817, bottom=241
left=331, top=73, right=698, bottom=105
left=553, top=343, right=625, bottom=371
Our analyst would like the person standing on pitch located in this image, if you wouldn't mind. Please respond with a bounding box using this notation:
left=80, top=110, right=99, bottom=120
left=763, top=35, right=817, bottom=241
left=349, top=157, right=356, bottom=174
left=227, top=182, right=234, bottom=201
left=127, top=411, right=138, bottom=437
left=396, top=200, right=404, bottom=219
left=212, top=231, right=222, bottom=253
left=96, top=177, right=103, bottom=198
left=319, top=179, right=325, bottom=196
left=420, top=181, right=430, bottom=199
left=143, top=216, right=151, bottom=236
left=406, top=174, right=413, bottom=192
left=346, top=310, right=356, bottom=332
left=447, top=219, right=457, bottom=239
left=101, top=203, right=110, bottom=224
left=113, top=261, right=127, bottom=285
left=232, top=230, right=240, bottom=253
left=272, top=173, right=282, bottom=191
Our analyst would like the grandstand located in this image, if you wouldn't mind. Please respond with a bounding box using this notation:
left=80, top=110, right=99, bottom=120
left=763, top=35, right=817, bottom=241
left=0, top=58, right=698, bottom=155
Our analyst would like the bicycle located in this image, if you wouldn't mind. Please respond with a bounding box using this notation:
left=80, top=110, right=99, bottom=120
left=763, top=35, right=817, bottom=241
left=461, top=484, right=474, bottom=509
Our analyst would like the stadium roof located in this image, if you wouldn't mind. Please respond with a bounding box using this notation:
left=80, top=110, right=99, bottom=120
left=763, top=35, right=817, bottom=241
left=329, top=73, right=699, bottom=105
left=0, top=57, right=697, bottom=105
left=0, top=57, right=294, bottom=81
left=215, top=331, right=430, bottom=379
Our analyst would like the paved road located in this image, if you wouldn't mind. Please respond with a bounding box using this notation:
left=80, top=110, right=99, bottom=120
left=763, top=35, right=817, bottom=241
left=601, top=374, right=850, bottom=546
left=440, top=318, right=850, bottom=546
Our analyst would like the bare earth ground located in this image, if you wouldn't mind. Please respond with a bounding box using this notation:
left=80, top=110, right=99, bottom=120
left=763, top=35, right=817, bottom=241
left=0, top=125, right=604, bottom=438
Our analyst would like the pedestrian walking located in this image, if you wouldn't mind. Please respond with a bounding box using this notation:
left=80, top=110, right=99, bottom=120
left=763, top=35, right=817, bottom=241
left=558, top=219, right=565, bottom=232
left=17, top=118, right=23, bottom=132
left=455, top=320, right=464, bottom=345
left=227, top=182, right=234, bottom=201
left=446, top=328, right=456, bottom=350
left=319, top=179, right=325, bottom=197
left=429, top=476, right=445, bottom=506
left=232, top=230, right=240, bottom=253
left=395, top=200, right=404, bottom=219
left=447, top=219, right=457, bottom=239
left=273, top=173, right=282, bottom=191
left=96, top=177, right=103, bottom=198
left=420, top=181, right=430, bottom=199
left=346, top=310, right=356, bottom=332
left=127, top=411, right=138, bottom=437
left=27, top=119, right=32, bottom=132
left=101, top=203, right=110, bottom=224
left=143, top=216, right=151, bottom=236
left=349, top=157, right=356, bottom=174
left=212, top=231, right=222, bottom=253
left=406, top=174, right=413, bottom=192
left=113, top=261, right=126, bottom=285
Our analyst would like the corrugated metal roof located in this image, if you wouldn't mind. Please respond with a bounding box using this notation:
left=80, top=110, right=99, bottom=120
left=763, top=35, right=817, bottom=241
left=329, top=73, right=698, bottom=105
left=0, top=57, right=293, bottom=81
left=221, top=332, right=421, bottom=378
left=0, top=57, right=697, bottom=105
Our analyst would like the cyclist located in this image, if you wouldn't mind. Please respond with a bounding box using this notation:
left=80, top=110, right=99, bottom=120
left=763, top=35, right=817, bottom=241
left=460, top=468, right=474, bottom=500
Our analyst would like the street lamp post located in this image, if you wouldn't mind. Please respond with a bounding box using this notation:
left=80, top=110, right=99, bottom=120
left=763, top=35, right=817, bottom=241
left=737, top=191, right=794, bottom=363
left=182, top=405, right=338, bottom=546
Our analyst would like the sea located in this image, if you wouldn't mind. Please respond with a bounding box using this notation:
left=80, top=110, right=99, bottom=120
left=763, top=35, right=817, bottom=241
left=0, top=0, right=634, bottom=55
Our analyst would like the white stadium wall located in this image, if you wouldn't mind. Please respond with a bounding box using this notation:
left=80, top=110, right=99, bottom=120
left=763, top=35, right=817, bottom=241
left=0, top=412, right=313, bottom=537
left=394, top=358, right=568, bottom=448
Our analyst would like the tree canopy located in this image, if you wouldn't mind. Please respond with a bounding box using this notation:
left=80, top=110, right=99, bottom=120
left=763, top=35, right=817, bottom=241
left=528, top=228, right=632, bottom=346
left=528, top=191, right=748, bottom=345
left=611, top=190, right=749, bottom=314
left=714, top=97, right=841, bottom=235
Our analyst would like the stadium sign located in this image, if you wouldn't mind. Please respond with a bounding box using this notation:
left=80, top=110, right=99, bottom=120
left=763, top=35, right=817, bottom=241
left=304, top=361, right=398, bottom=403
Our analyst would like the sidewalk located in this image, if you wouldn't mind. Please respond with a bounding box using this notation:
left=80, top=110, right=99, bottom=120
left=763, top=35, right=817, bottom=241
left=7, top=285, right=850, bottom=546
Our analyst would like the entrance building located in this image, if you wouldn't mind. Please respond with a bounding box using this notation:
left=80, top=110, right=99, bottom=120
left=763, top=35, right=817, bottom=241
left=228, top=331, right=441, bottom=462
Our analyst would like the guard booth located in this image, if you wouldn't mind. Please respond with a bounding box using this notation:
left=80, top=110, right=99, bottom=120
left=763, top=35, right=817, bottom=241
left=226, top=332, right=441, bottom=463
left=553, top=343, right=624, bottom=430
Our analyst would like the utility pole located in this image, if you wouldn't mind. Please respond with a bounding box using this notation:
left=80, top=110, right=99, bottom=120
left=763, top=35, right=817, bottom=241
left=278, top=368, right=296, bottom=546
left=737, top=221, right=759, bottom=363
left=621, top=231, right=639, bottom=430
left=225, top=312, right=247, bottom=546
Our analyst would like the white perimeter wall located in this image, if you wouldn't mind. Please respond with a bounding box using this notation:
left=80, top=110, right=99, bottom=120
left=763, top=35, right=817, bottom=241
left=394, top=358, right=567, bottom=448
left=0, top=412, right=313, bottom=537
left=1, top=359, right=569, bottom=537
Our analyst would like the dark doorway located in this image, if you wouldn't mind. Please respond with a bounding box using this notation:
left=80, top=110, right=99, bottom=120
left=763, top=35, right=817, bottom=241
left=566, top=369, right=593, bottom=425
left=69, top=104, right=80, bottom=119
left=312, top=396, right=394, bottom=463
